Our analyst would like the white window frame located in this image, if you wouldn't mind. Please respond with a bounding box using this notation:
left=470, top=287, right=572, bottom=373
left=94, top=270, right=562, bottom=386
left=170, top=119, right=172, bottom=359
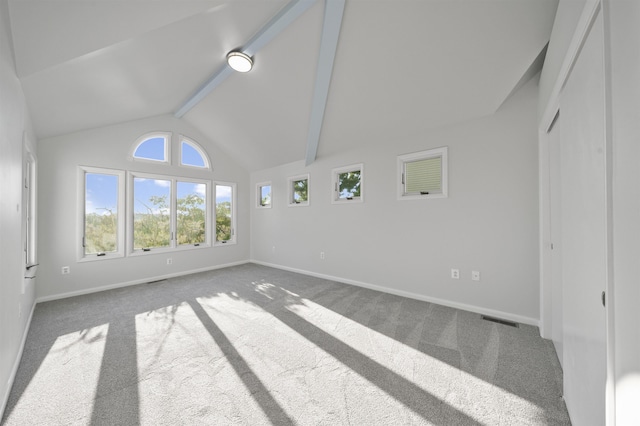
left=256, top=181, right=272, bottom=209
left=129, top=131, right=172, bottom=164
left=288, top=174, right=310, bottom=207
left=175, top=178, right=212, bottom=248
left=331, top=163, right=364, bottom=204
left=127, top=171, right=212, bottom=255
left=397, top=147, right=448, bottom=200
left=214, top=181, right=237, bottom=246
left=78, top=166, right=126, bottom=262
left=179, top=135, right=211, bottom=170
left=23, top=149, right=37, bottom=289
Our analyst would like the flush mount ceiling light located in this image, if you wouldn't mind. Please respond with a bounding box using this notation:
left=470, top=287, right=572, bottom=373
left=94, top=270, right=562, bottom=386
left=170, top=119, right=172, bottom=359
left=227, top=51, right=253, bottom=73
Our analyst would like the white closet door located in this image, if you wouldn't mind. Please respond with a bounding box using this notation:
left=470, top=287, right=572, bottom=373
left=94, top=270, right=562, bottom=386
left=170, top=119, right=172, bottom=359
left=559, top=10, right=607, bottom=426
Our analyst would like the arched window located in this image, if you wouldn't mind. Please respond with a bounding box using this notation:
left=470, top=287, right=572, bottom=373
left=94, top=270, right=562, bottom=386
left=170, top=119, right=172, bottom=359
left=180, top=136, right=210, bottom=169
left=131, top=132, right=171, bottom=163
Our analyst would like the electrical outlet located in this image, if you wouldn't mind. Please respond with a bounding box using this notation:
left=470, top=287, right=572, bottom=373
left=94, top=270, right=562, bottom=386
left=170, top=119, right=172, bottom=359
left=472, top=271, right=481, bottom=281
left=167, top=258, right=172, bottom=265
left=61, top=266, right=70, bottom=275
left=451, top=269, right=460, bottom=279
left=320, top=251, right=325, bottom=260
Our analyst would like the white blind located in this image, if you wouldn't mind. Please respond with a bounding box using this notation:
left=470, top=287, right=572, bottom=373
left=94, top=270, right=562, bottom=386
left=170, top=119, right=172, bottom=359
left=405, top=156, right=441, bottom=194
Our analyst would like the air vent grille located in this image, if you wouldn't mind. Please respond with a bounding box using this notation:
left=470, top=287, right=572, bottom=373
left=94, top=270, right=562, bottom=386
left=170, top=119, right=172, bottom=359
left=481, top=315, right=519, bottom=328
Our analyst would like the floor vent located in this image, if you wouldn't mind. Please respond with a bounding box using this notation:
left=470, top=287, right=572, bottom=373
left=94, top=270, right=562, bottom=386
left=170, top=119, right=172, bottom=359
left=481, top=315, right=519, bottom=328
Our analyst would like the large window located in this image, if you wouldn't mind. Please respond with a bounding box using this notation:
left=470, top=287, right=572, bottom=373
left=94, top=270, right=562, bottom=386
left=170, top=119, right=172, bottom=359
left=177, top=181, right=207, bottom=245
left=215, top=182, right=236, bottom=244
left=130, top=173, right=210, bottom=253
left=331, top=164, right=363, bottom=204
left=132, top=176, right=172, bottom=250
left=80, top=166, right=125, bottom=260
left=80, top=132, right=227, bottom=259
left=397, top=147, right=448, bottom=200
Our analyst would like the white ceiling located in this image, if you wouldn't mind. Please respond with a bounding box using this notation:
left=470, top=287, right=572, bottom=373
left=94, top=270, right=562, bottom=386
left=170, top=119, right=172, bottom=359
left=8, top=0, right=558, bottom=171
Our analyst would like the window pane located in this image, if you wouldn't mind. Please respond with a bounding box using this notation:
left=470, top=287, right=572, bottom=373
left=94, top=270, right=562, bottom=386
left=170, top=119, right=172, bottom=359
left=216, top=185, right=233, bottom=242
left=405, top=157, right=442, bottom=194
left=133, top=177, right=171, bottom=249
left=134, top=137, right=166, bottom=161
left=85, top=173, right=118, bottom=254
left=181, top=141, right=206, bottom=167
left=338, top=170, right=361, bottom=198
left=260, top=185, right=271, bottom=206
left=293, top=179, right=308, bottom=202
left=177, top=182, right=206, bottom=245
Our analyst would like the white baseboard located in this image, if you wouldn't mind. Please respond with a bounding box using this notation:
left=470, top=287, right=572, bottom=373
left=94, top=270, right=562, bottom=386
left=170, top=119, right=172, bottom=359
left=250, top=260, right=540, bottom=328
left=36, top=260, right=251, bottom=303
left=1, top=300, right=36, bottom=421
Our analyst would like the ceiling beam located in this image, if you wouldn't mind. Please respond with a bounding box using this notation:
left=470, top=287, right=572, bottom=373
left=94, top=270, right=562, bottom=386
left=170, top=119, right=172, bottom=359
left=304, top=0, right=345, bottom=166
left=174, top=0, right=317, bottom=118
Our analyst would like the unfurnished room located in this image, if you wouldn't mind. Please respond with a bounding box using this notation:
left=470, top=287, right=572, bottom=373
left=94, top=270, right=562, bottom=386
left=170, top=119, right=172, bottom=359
left=1, top=0, right=639, bottom=425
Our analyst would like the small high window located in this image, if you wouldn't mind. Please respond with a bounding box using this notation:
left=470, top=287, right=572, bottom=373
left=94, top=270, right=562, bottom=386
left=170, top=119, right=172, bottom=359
left=397, top=147, right=448, bottom=200
left=131, top=132, right=170, bottom=163
left=288, top=174, right=309, bottom=207
left=180, top=136, right=210, bottom=169
left=257, top=182, right=272, bottom=208
left=332, top=164, right=363, bottom=204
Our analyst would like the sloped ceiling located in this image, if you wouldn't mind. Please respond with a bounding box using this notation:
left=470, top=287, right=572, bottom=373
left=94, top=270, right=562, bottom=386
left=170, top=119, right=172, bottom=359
left=8, top=0, right=558, bottom=172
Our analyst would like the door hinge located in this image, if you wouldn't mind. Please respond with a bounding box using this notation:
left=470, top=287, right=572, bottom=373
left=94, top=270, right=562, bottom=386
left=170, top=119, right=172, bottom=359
left=601, top=291, right=606, bottom=307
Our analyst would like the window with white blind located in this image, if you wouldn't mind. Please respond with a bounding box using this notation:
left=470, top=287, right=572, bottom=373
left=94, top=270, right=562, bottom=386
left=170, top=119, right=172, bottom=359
left=397, top=147, right=448, bottom=200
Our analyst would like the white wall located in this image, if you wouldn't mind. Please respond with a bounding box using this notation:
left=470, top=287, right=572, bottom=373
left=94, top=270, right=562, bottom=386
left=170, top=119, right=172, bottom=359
left=0, top=0, right=37, bottom=417
left=251, top=78, right=541, bottom=324
left=36, top=115, right=250, bottom=300
left=606, top=1, right=640, bottom=423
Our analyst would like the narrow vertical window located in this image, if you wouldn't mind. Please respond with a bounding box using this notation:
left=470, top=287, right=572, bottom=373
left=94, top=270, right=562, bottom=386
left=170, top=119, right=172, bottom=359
left=215, top=183, right=236, bottom=244
left=177, top=181, right=207, bottom=246
left=288, top=174, right=309, bottom=207
left=24, top=154, right=37, bottom=267
left=256, top=182, right=272, bottom=208
left=133, top=177, right=172, bottom=250
left=80, top=167, right=125, bottom=260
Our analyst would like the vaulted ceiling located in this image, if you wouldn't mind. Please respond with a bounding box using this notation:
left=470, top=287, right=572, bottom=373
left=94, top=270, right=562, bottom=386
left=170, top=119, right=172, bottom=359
left=8, top=0, right=558, bottom=171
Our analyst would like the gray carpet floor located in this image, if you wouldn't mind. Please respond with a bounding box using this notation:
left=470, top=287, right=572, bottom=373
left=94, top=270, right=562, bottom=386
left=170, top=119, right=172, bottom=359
left=2, top=263, right=571, bottom=425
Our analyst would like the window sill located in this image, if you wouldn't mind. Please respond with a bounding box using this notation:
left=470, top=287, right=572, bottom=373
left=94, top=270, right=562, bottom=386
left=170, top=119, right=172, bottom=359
left=398, top=192, right=448, bottom=201
left=331, top=197, right=363, bottom=205
left=78, top=252, right=125, bottom=262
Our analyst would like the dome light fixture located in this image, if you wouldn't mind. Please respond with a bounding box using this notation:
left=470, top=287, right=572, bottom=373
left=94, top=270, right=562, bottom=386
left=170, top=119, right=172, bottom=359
left=227, top=51, right=253, bottom=73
